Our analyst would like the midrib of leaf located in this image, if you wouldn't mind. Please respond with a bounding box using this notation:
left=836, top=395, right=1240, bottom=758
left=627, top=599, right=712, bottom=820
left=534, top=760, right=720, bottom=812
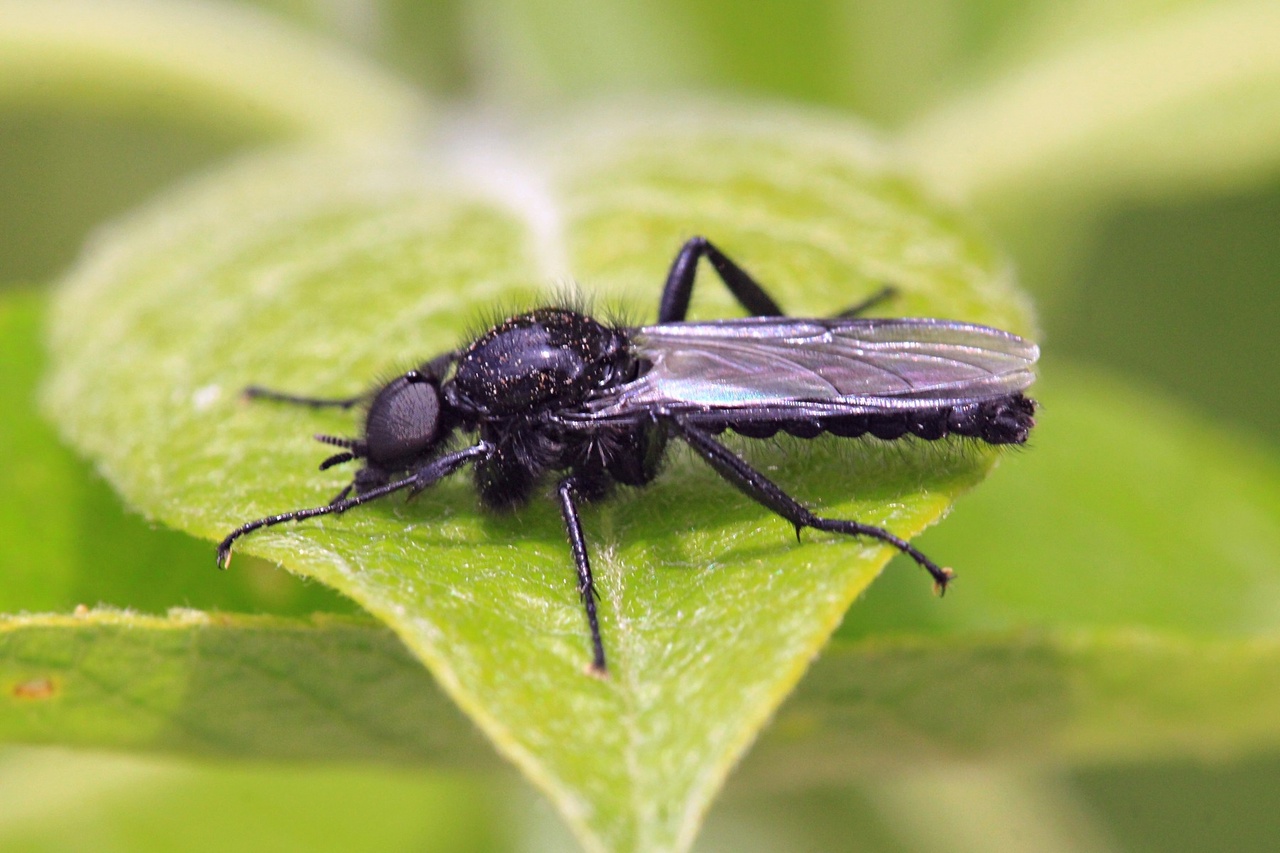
left=439, top=127, right=572, bottom=281
left=903, top=0, right=1280, bottom=202
left=658, top=547, right=884, bottom=853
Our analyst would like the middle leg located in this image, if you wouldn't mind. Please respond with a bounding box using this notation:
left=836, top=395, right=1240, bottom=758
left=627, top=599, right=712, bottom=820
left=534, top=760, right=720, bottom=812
left=557, top=475, right=608, bottom=675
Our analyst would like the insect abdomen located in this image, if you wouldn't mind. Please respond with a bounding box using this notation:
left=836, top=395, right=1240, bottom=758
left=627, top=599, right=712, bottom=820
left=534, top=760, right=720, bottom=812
left=727, top=393, right=1036, bottom=445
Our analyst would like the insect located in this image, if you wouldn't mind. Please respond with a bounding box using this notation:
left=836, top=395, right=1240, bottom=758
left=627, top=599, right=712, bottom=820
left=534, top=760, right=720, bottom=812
left=218, top=236, right=1038, bottom=675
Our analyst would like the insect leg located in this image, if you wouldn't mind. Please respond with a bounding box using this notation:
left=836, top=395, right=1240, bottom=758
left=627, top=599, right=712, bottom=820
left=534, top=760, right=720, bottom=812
left=319, top=452, right=356, bottom=470
left=557, top=476, right=608, bottom=676
left=217, top=443, right=490, bottom=568
left=658, top=236, right=784, bottom=323
left=217, top=474, right=416, bottom=568
left=243, top=386, right=367, bottom=409
left=669, top=419, right=954, bottom=592
left=834, top=285, right=897, bottom=318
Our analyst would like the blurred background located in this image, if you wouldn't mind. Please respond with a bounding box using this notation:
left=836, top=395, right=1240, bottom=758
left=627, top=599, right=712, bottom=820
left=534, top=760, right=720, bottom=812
left=1, top=0, right=1278, bottom=850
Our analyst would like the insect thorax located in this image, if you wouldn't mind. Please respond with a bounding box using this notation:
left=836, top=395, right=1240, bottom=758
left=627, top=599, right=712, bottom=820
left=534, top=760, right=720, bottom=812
left=450, top=309, right=630, bottom=417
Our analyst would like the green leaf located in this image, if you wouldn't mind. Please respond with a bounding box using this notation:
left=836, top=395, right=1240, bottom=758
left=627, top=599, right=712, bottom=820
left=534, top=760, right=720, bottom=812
left=44, top=108, right=1032, bottom=852
left=8, top=613, right=1280, bottom=780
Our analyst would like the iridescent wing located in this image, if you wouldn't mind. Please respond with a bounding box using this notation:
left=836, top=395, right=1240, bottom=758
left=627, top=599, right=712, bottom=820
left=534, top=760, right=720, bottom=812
left=571, top=317, right=1038, bottom=425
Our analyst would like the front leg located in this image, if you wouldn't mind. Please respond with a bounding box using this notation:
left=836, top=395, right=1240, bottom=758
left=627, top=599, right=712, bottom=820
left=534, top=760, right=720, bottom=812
left=217, top=442, right=491, bottom=569
left=557, top=475, right=608, bottom=676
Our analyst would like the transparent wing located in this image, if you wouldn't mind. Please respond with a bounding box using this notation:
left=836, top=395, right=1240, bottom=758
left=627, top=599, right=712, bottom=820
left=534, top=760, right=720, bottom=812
left=575, top=317, right=1038, bottom=423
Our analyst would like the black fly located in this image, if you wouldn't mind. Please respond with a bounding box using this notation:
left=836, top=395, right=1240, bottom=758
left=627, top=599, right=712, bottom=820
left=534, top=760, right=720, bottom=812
left=218, top=237, right=1038, bottom=675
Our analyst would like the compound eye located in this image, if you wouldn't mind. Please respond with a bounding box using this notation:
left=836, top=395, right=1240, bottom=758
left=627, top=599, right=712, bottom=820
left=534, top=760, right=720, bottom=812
left=364, top=374, right=441, bottom=467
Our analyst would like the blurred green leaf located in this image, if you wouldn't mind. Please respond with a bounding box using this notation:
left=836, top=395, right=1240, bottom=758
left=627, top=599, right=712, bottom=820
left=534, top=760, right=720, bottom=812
left=1050, top=184, right=1280, bottom=443
left=43, top=108, right=1029, bottom=852
left=0, top=745, right=502, bottom=853
left=0, top=111, right=259, bottom=285
left=455, top=0, right=1078, bottom=123
left=0, top=0, right=426, bottom=138
left=461, top=0, right=845, bottom=106
left=0, top=0, right=429, bottom=281
left=1070, top=753, right=1280, bottom=853
left=743, top=628, right=1280, bottom=786
left=903, top=1, right=1280, bottom=207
